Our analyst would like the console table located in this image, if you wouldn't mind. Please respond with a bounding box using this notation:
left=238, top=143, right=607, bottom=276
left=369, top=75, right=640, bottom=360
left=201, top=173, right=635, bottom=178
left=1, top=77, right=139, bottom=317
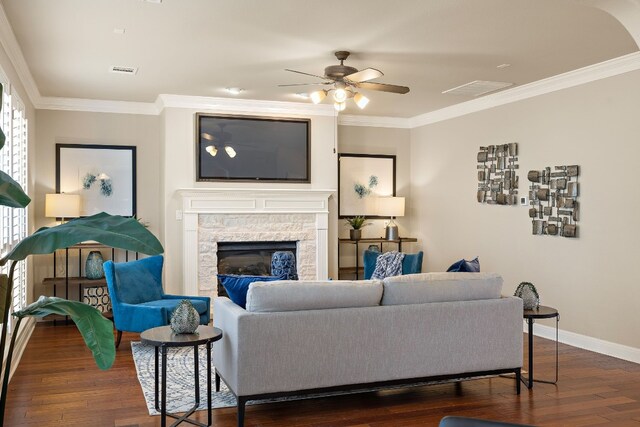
left=42, top=243, right=139, bottom=324
left=338, top=237, right=417, bottom=279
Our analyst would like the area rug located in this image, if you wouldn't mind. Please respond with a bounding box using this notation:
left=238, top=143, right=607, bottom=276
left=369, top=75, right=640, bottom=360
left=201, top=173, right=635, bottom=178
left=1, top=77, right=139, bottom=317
left=131, top=341, right=479, bottom=416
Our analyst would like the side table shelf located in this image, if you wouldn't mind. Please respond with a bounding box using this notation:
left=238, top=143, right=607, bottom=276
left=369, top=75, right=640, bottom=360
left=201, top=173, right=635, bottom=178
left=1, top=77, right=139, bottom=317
left=42, top=243, right=138, bottom=324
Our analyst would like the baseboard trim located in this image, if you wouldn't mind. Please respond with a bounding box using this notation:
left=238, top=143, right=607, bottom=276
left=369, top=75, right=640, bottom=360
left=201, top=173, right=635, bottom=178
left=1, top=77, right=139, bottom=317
left=527, top=323, right=640, bottom=365
left=1, top=317, right=36, bottom=384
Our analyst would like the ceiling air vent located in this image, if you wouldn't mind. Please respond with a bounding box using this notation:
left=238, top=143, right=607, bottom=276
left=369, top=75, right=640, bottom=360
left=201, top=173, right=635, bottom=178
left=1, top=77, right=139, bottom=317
left=442, top=80, right=513, bottom=97
left=110, top=65, right=138, bottom=75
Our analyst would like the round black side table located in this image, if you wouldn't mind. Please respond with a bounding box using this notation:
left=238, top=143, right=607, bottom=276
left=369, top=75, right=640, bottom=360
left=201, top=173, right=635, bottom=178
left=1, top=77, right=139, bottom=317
left=523, top=305, right=559, bottom=389
left=141, top=325, right=223, bottom=427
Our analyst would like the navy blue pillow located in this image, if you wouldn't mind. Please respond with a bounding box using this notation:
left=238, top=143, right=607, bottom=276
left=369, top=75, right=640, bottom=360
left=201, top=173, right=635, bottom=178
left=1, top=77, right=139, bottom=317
left=446, top=257, right=480, bottom=273
left=217, top=274, right=285, bottom=308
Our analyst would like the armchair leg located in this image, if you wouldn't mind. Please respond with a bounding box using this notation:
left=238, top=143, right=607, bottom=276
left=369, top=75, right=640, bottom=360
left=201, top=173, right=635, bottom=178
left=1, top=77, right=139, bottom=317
left=215, top=370, right=221, bottom=392
left=115, top=330, right=123, bottom=348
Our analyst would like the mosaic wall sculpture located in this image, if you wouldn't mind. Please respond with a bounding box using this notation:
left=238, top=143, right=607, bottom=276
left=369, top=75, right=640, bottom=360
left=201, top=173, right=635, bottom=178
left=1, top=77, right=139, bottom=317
left=527, top=165, right=580, bottom=237
left=477, top=143, right=519, bottom=205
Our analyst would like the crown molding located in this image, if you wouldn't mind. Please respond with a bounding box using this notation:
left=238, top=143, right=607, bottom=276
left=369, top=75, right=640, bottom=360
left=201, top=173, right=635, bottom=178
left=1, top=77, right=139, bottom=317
left=37, top=96, right=160, bottom=115
left=0, top=3, right=41, bottom=107
left=410, top=51, right=640, bottom=128
left=338, top=114, right=411, bottom=128
left=157, top=94, right=336, bottom=117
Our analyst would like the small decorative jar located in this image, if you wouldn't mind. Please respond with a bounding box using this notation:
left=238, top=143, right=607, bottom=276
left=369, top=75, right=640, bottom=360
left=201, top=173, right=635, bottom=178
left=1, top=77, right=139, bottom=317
left=514, top=282, right=540, bottom=310
left=85, top=251, right=105, bottom=280
left=170, top=300, right=200, bottom=334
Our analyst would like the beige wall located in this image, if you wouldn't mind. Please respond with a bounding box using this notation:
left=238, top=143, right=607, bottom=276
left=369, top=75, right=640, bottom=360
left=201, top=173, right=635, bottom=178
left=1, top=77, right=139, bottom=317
left=33, top=110, right=161, bottom=299
left=337, top=126, right=416, bottom=273
left=410, top=69, right=640, bottom=349
left=161, top=108, right=338, bottom=293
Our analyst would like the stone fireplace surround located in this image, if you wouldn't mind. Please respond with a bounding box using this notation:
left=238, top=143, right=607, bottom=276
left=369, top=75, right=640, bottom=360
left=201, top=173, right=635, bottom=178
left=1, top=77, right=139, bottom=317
left=179, top=189, right=333, bottom=299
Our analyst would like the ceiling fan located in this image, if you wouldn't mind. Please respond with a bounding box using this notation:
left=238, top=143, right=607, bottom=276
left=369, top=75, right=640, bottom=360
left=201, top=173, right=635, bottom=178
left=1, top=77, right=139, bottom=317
left=279, top=51, right=410, bottom=111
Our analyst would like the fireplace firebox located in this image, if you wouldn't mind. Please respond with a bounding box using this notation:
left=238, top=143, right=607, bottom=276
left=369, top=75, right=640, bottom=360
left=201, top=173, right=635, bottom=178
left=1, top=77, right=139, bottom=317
left=216, top=241, right=297, bottom=297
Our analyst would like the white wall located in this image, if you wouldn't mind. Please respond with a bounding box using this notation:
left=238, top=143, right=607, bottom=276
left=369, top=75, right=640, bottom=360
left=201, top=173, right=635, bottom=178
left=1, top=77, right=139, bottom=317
left=161, top=108, right=338, bottom=293
left=410, top=69, right=640, bottom=350
left=33, top=110, right=161, bottom=299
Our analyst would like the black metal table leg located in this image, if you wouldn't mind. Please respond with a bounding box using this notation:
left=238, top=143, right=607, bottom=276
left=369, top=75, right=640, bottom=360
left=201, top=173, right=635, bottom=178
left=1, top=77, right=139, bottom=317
left=155, top=346, right=160, bottom=412
left=161, top=345, right=168, bottom=427
left=527, top=318, right=534, bottom=389
left=207, top=341, right=212, bottom=426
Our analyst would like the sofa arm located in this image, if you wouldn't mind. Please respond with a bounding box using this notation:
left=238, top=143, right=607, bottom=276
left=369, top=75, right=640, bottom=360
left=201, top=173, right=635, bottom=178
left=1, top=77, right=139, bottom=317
left=113, top=302, right=169, bottom=333
left=213, top=297, right=248, bottom=394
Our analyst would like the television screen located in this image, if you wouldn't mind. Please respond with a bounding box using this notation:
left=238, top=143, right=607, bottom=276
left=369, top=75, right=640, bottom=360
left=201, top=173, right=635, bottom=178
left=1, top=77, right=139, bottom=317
left=196, top=114, right=310, bottom=182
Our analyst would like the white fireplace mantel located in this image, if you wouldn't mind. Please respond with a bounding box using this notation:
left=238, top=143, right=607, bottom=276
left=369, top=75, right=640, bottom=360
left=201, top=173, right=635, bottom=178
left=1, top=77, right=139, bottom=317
left=178, top=188, right=334, bottom=296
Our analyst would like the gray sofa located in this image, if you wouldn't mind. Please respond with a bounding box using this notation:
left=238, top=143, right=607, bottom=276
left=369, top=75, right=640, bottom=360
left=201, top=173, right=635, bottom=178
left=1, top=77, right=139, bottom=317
left=213, top=272, right=523, bottom=427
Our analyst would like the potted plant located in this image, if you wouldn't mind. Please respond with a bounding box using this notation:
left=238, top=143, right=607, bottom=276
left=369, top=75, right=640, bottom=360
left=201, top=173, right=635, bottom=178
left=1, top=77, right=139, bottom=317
left=345, top=216, right=370, bottom=240
left=0, top=83, right=164, bottom=425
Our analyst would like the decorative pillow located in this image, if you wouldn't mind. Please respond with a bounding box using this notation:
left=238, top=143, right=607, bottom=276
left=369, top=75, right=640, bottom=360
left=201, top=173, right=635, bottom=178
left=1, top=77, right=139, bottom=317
left=446, top=257, right=480, bottom=273
left=217, top=274, right=285, bottom=308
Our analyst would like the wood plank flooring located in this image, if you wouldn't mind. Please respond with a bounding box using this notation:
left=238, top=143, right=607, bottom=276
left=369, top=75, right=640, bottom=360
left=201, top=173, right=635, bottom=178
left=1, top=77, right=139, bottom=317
left=4, top=324, right=640, bottom=426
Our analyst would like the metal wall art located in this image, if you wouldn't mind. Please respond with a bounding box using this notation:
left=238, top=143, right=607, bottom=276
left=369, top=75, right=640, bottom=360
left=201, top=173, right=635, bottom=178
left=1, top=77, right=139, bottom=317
left=477, top=143, right=519, bottom=205
left=527, top=165, right=580, bottom=237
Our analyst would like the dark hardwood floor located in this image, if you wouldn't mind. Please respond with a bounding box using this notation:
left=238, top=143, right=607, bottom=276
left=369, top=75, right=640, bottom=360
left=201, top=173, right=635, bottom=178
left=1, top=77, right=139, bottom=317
left=4, top=324, right=640, bottom=426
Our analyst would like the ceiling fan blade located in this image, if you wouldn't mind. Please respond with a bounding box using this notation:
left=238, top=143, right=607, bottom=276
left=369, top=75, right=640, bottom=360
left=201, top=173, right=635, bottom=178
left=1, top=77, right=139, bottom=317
left=357, top=81, right=410, bottom=94
left=285, top=69, right=330, bottom=80
left=345, top=67, right=383, bottom=83
left=277, top=82, right=332, bottom=87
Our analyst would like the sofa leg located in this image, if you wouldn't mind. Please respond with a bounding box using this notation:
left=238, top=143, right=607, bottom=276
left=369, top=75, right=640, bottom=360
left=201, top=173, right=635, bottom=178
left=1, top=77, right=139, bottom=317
left=515, top=368, right=521, bottom=395
left=237, top=396, right=247, bottom=427
left=115, top=330, right=123, bottom=348
left=215, top=370, right=221, bottom=392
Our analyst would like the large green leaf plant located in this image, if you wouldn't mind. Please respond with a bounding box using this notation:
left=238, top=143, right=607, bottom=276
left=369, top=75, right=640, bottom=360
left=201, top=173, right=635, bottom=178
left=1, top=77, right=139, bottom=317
left=0, top=82, right=164, bottom=425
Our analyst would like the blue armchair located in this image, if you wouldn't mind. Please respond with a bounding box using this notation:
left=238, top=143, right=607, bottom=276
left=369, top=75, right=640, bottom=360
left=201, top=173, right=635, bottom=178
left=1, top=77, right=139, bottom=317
left=104, top=255, right=210, bottom=347
left=363, top=250, right=424, bottom=280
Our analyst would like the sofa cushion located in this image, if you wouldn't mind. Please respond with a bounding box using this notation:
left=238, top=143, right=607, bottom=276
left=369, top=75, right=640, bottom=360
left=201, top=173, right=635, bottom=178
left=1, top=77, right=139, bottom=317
left=245, top=280, right=383, bottom=312
left=381, top=272, right=502, bottom=306
left=218, top=274, right=286, bottom=309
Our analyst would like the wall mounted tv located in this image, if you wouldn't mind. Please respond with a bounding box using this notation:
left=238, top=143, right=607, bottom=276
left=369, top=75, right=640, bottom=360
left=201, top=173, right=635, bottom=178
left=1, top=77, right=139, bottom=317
left=196, top=113, right=311, bottom=182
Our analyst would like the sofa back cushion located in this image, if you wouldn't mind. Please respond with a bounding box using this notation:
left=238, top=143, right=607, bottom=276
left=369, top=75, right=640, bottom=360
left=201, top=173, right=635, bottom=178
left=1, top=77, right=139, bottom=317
left=381, top=272, right=503, bottom=306
left=246, top=280, right=383, bottom=312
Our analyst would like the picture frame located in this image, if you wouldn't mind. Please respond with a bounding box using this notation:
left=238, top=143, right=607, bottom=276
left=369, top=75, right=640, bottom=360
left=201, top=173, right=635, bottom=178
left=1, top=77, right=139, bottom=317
left=56, top=144, right=137, bottom=217
left=338, top=153, right=396, bottom=218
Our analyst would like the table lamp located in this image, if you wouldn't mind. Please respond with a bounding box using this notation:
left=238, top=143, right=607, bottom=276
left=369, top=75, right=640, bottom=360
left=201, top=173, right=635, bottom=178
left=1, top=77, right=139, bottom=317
left=45, top=193, right=80, bottom=223
left=377, top=197, right=405, bottom=241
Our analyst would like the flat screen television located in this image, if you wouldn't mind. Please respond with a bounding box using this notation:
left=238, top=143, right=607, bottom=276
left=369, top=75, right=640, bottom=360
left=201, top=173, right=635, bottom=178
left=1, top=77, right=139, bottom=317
left=196, top=113, right=310, bottom=182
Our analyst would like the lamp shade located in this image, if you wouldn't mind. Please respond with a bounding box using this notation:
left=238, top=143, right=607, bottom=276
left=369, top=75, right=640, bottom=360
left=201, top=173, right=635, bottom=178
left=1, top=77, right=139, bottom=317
left=377, top=197, right=405, bottom=217
left=45, top=193, right=80, bottom=218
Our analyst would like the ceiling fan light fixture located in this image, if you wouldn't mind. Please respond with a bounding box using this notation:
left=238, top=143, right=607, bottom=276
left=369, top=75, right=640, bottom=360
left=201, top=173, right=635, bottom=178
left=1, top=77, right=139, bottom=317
left=333, top=88, right=348, bottom=103
left=225, top=146, right=237, bottom=158
left=354, top=92, right=369, bottom=109
left=310, top=90, right=327, bottom=104
left=205, top=145, right=217, bottom=157
left=334, top=101, right=346, bottom=112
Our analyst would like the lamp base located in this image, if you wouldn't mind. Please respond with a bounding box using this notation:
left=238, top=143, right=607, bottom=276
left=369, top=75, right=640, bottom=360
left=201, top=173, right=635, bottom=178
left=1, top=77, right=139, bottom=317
left=385, top=223, right=399, bottom=241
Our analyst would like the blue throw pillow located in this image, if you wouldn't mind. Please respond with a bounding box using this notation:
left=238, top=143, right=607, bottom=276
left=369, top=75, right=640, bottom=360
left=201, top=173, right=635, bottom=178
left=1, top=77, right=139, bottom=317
left=446, top=257, right=480, bottom=273
left=217, top=274, right=285, bottom=308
